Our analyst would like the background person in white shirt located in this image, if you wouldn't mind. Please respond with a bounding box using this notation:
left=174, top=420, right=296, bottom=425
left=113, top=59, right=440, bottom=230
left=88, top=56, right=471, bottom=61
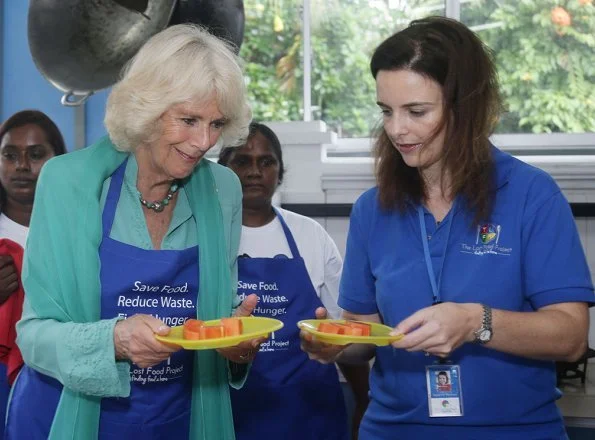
left=219, top=122, right=369, bottom=440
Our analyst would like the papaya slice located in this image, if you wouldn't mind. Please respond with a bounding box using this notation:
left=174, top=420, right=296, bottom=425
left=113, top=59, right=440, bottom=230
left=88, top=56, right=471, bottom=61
left=317, top=321, right=372, bottom=336
left=199, top=325, right=225, bottom=339
left=221, top=317, right=243, bottom=337
left=318, top=322, right=342, bottom=334
left=345, top=321, right=371, bottom=336
left=183, top=319, right=203, bottom=340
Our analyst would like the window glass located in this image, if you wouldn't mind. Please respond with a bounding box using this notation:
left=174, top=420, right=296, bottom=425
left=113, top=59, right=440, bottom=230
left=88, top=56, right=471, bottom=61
left=462, top=0, right=595, bottom=134
left=240, top=1, right=304, bottom=121
left=310, top=0, right=444, bottom=137
left=242, top=1, right=445, bottom=137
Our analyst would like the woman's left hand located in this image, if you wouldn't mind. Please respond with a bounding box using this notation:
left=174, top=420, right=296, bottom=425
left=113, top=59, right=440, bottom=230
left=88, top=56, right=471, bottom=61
left=390, top=302, right=481, bottom=358
left=217, top=294, right=268, bottom=364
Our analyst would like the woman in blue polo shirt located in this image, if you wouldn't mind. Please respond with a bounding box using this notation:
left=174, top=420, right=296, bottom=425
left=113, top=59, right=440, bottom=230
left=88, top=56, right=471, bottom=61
left=301, top=16, right=593, bottom=440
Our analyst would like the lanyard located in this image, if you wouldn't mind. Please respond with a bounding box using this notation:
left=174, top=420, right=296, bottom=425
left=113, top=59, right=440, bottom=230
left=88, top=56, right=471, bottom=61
left=417, top=202, right=456, bottom=304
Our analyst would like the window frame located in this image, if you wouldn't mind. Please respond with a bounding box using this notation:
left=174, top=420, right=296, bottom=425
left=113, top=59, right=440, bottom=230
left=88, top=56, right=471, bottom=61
left=298, top=0, right=594, bottom=154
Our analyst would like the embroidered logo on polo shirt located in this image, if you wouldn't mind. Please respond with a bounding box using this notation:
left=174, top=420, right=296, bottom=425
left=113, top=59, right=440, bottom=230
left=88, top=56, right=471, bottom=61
left=479, top=224, right=498, bottom=244
left=460, top=223, right=512, bottom=256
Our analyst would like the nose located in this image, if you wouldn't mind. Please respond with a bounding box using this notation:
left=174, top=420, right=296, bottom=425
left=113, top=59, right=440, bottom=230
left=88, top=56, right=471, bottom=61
left=16, top=154, right=31, bottom=171
left=384, top=114, right=408, bottom=139
left=246, top=159, right=262, bottom=177
left=190, top=125, right=215, bottom=153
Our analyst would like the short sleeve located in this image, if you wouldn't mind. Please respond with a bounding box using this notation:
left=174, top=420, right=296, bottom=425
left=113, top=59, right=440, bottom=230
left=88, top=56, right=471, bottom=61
left=522, top=183, right=594, bottom=309
left=338, top=194, right=379, bottom=314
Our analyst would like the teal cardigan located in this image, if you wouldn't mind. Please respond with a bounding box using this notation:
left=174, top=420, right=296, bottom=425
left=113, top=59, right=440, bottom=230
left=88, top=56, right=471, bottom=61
left=16, top=137, right=243, bottom=439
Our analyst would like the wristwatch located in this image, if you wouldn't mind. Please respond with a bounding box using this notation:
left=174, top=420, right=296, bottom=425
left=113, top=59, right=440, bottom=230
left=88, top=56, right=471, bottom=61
left=473, top=304, right=493, bottom=344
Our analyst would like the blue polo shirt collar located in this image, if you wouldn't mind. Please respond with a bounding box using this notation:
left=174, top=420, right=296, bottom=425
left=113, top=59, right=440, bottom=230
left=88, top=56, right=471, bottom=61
left=491, top=144, right=514, bottom=191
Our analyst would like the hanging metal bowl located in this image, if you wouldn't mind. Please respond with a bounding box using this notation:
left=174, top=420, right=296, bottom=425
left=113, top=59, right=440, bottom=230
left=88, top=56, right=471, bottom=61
left=169, top=0, right=244, bottom=53
left=28, top=0, right=176, bottom=106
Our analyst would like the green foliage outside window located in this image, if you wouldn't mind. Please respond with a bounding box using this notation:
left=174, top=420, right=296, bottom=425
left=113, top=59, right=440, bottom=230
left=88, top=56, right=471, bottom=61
left=240, top=0, right=595, bottom=137
left=464, top=0, right=595, bottom=133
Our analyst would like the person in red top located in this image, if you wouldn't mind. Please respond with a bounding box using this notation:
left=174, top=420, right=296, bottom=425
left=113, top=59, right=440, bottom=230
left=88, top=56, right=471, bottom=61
left=0, top=110, right=66, bottom=437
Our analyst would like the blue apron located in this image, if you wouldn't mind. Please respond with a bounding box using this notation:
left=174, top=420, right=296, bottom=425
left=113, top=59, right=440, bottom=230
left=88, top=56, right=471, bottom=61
left=5, top=160, right=199, bottom=439
left=230, top=210, right=348, bottom=440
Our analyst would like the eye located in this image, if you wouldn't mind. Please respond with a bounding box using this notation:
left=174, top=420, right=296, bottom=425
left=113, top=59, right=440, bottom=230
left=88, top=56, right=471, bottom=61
left=231, top=156, right=248, bottom=166
left=380, top=108, right=393, bottom=119
left=1, top=152, right=17, bottom=161
left=261, top=158, right=277, bottom=167
left=409, top=109, right=426, bottom=117
left=181, top=118, right=196, bottom=126
left=211, top=119, right=227, bottom=130
left=29, top=147, right=49, bottom=160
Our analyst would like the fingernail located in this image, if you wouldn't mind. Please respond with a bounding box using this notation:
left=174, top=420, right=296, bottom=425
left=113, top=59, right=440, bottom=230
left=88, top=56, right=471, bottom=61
left=158, top=325, right=168, bottom=333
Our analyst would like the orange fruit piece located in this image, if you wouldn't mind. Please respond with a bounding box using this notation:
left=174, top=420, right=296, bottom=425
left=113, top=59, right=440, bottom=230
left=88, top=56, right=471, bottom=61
left=221, top=317, right=243, bottom=337
left=183, top=319, right=204, bottom=340
left=200, top=325, right=225, bottom=340
left=345, top=321, right=372, bottom=336
left=318, top=322, right=342, bottom=334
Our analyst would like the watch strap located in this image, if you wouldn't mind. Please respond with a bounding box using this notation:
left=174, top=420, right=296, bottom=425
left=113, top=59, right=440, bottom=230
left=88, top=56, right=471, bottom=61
left=474, top=304, right=493, bottom=344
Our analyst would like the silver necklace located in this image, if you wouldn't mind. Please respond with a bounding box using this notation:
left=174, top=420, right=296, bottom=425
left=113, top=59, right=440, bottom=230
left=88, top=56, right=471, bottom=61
left=139, top=182, right=179, bottom=213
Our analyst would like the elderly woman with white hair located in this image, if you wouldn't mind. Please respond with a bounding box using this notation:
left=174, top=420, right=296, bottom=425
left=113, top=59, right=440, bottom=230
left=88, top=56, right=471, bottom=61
left=5, top=25, right=259, bottom=440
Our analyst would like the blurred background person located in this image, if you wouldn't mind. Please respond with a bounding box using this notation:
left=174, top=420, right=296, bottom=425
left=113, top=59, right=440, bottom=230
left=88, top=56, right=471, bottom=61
left=219, top=122, right=369, bottom=440
left=0, top=109, right=66, bottom=438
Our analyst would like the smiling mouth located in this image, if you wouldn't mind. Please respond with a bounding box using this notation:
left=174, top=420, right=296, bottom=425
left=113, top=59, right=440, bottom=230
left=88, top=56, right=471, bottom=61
left=175, top=147, right=200, bottom=162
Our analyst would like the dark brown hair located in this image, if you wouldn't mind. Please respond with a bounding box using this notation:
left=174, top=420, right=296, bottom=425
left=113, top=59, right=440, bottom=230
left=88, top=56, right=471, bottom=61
left=0, top=110, right=67, bottom=156
left=0, top=110, right=67, bottom=211
left=370, top=17, right=501, bottom=224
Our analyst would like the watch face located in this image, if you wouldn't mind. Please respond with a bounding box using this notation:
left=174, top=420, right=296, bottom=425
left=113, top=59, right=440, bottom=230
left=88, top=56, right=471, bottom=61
left=479, top=329, right=492, bottom=342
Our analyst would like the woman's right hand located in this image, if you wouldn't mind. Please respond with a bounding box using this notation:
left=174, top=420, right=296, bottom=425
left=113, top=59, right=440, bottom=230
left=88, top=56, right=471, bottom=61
left=300, top=307, right=346, bottom=364
left=0, top=255, right=19, bottom=304
left=113, top=314, right=181, bottom=368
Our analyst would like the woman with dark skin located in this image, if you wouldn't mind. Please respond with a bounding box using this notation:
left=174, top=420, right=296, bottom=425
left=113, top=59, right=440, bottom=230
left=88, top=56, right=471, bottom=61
left=0, top=110, right=66, bottom=303
left=0, top=110, right=66, bottom=438
left=219, top=122, right=369, bottom=440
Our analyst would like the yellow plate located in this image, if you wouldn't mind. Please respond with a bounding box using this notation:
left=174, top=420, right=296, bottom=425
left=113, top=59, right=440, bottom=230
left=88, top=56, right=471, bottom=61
left=155, top=316, right=284, bottom=350
left=297, top=319, right=403, bottom=346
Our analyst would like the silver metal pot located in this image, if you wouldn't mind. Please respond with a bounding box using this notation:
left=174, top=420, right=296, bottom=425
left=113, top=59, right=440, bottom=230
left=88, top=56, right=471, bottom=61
left=28, top=0, right=176, bottom=106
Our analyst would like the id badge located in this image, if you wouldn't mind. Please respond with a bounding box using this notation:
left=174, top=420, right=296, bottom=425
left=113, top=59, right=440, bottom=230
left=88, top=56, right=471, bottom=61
left=426, top=364, right=463, bottom=417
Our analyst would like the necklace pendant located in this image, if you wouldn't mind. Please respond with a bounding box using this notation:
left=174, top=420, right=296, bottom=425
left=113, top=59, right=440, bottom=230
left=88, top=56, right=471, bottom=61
left=138, top=180, right=179, bottom=213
